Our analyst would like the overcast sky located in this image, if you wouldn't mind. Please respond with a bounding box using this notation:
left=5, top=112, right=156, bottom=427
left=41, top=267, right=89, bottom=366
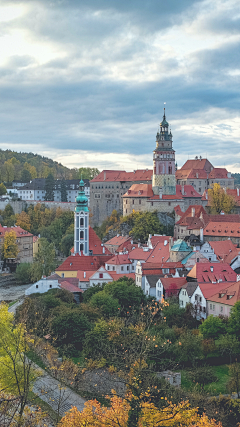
left=0, top=0, right=240, bottom=172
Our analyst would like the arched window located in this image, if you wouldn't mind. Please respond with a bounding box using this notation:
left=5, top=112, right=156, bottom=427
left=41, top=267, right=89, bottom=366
left=80, top=217, right=84, bottom=226
left=80, top=231, right=84, bottom=239
left=168, top=166, right=172, bottom=174
left=80, top=244, right=84, bottom=251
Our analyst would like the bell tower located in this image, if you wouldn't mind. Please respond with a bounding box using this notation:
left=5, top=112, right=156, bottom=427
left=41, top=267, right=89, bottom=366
left=74, top=179, right=89, bottom=255
left=152, top=108, right=176, bottom=196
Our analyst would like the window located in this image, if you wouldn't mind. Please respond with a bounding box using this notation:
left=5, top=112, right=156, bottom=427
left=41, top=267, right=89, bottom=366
left=36, top=284, right=38, bottom=288
left=80, top=244, right=84, bottom=251
left=220, top=306, right=223, bottom=312
left=80, top=217, right=84, bottom=226
left=99, top=273, right=103, bottom=279
left=157, top=290, right=161, bottom=297
left=127, top=266, right=129, bottom=270
left=213, top=305, right=215, bottom=311
left=112, top=266, right=115, bottom=271
left=139, top=200, right=141, bottom=204
left=132, top=265, right=134, bottom=270
left=107, top=266, right=110, bottom=270
left=61, top=273, right=64, bottom=278
left=49, top=284, right=52, bottom=288
left=200, top=297, right=202, bottom=302
left=121, top=266, right=124, bottom=271
left=210, top=303, right=212, bottom=309
left=80, top=231, right=84, bottom=239
left=132, top=200, right=134, bottom=204
left=197, top=258, right=199, bottom=262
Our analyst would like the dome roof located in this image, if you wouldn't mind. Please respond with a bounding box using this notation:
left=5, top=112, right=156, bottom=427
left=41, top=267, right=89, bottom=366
left=75, top=180, right=89, bottom=212
left=160, top=108, right=169, bottom=127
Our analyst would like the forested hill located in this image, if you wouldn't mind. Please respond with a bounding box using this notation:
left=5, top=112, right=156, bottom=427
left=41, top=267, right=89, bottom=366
left=0, top=149, right=100, bottom=183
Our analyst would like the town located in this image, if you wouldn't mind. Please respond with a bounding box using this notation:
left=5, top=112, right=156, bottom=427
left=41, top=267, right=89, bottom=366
left=1, top=110, right=240, bottom=426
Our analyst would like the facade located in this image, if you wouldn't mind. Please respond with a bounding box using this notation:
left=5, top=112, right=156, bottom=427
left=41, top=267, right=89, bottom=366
left=90, top=169, right=152, bottom=226
left=207, top=282, right=240, bottom=317
left=199, top=242, right=218, bottom=262
left=204, top=221, right=240, bottom=245
left=17, top=178, right=90, bottom=204
left=74, top=179, right=89, bottom=256
left=0, top=225, right=33, bottom=263
left=176, top=158, right=234, bottom=195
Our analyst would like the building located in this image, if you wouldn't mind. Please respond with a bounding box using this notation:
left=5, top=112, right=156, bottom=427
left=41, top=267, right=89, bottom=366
left=73, top=179, right=89, bottom=256
left=176, top=157, right=234, bottom=195
left=204, top=220, right=240, bottom=245
left=17, top=178, right=90, bottom=204
left=90, top=169, right=153, bottom=226
left=25, top=275, right=83, bottom=303
left=187, top=262, right=237, bottom=284
left=0, top=224, right=33, bottom=263
left=207, top=281, right=240, bottom=317
left=104, top=235, right=132, bottom=254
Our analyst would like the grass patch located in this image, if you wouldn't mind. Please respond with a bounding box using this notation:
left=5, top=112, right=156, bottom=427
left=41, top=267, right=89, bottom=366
left=181, top=364, right=230, bottom=396
left=72, top=353, right=85, bottom=366
left=27, top=350, right=47, bottom=371
left=8, top=300, right=17, bottom=307
left=28, top=390, right=60, bottom=424
left=80, top=391, right=110, bottom=407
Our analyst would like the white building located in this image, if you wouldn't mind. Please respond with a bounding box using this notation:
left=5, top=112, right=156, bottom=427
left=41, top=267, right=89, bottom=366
left=199, top=242, right=218, bottom=262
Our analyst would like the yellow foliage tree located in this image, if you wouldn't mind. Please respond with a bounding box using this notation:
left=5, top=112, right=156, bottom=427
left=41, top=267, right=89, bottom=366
left=208, top=183, right=235, bottom=214
left=58, top=394, right=222, bottom=427
left=3, top=230, right=19, bottom=259
left=15, top=211, right=31, bottom=231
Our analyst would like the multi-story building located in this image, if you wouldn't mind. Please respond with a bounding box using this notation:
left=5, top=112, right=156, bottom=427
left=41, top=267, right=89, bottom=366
left=0, top=225, right=33, bottom=263
left=17, top=179, right=90, bottom=204
left=90, top=169, right=152, bottom=226
left=176, top=157, right=234, bottom=194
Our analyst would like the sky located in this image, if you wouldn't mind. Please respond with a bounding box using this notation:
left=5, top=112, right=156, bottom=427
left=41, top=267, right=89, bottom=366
left=0, top=0, right=240, bottom=172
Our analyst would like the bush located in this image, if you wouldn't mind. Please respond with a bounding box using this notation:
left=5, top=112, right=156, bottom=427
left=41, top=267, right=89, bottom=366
left=15, top=262, right=33, bottom=284
left=187, top=366, right=218, bottom=387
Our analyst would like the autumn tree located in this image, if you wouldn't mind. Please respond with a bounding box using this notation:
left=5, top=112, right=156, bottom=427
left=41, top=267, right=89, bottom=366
left=0, top=303, right=40, bottom=425
left=3, top=230, right=19, bottom=259
left=58, top=394, right=223, bottom=427
left=0, top=182, right=7, bottom=195
left=78, top=167, right=100, bottom=180
left=15, top=211, right=31, bottom=231
left=31, top=237, right=56, bottom=281
left=208, top=183, right=235, bottom=214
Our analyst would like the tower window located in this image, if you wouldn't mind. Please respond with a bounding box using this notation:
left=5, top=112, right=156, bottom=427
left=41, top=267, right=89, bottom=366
left=80, top=231, right=84, bottom=239
left=80, top=217, right=84, bottom=226
left=80, top=244, right=84, bottom=251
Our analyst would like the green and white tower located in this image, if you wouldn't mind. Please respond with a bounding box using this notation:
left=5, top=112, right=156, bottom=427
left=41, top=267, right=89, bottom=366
left=74, top=179, right=89, bottom=255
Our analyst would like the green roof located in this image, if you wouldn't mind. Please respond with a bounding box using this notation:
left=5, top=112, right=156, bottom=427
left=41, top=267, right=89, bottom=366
left=160, top=118, right=169, bottom=127
left=171, top=239, right=191, bottom=252
left=75, top=179, right=89, bottom=212
left=181, top=251, right=194, bottom=264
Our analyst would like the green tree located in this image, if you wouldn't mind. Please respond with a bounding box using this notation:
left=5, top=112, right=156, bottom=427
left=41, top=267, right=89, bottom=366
left=78, top=167, right=100, bottom=180
left=0, top=183, right=7, bottom=195
left=15, top=263, right=33, bottom=284
left=83, top=283, right=105, bottom=303
left=199, top=315, right=226, bottom=339
left=90, top=291, right=119, bottom=318
left=3, top=230, right=19, bottom=259
left=60, top=233, right=74, bottom=257
left=228, top=301, right=240, bottom=338
left=227, top=362, right=240, bottom=398
left=175, top=331, right=203, bottom=364
left=216, top=334, right=240, bottom=363
left=31, top=237, right=56, bottom=281
left=104, top=277, right=146, bottom=315
left=60, top=179, right=67, bottom=202
left=44, top=173, right=55, bottom=201
left=21, top=168, right=32, bottom=181
left=208, top=183, right=235, bottom=214
left=123, top=211, right=164, bottom=242
left=51, top=310, right=91, bottom=356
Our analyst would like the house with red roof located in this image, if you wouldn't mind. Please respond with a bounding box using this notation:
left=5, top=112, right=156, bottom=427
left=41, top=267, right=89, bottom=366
left=105, top=254, right=133, bottom=275
left=89, top=266, right=135, bottom=287
left=204, top=221, right=240, bottom=245
left=0, top=224, right=33, bottom=263
left=136, top=260, right=185, bottom=289
left=187, top=262, right=237, bottom=284
left=104, top=235, right=132, bottom=254
left=25, top=275, right=83, bottom=302
left=207, top=281, right=240, bottom=317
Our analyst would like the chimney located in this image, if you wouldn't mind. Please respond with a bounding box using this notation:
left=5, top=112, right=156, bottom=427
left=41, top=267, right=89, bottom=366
left=159, top=187, right=163, bottom=199
left=196, top=172, right=198, bottom=179
left=206, top=192, right=208, bottom=200
left=103, top=246, right=105, bottom=254
left=191, top=207, right=195, bottom=217
left=200, top=227, right=203, bottom=243
left=84, top=272, right=86, bottom=278
left=182, top=185, right=184, bottom=195
left=104, top=171, right=106, bottom=181
left=237, top=188, right=239, bottom=197
left=210, top=266, right=213, bottom=272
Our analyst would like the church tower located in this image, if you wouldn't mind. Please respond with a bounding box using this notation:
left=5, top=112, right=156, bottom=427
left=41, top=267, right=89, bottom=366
left=152, top=109, right=176, bottom=196
left=74, top=179, right=89, bottom=255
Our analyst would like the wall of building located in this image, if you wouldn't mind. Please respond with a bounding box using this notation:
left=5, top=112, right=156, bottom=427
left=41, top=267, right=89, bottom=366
left=25, top=279, right=59, bottom=295
left=207, top=301, right=231, bottom=317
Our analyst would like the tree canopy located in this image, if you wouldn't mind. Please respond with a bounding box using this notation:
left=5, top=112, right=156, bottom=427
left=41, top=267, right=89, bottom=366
left=208, top=183, right=235, bottom=214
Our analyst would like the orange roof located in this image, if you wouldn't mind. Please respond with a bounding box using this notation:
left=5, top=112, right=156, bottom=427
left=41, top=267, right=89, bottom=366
left=176, top=169, right=207, bottom=179
left=149, top=185, right=202, bottom=201
left=180, top=159, right=213, bottom=172
left=106, top=254, right=131, bottom=265
left=198, top=282, right=234, bottom=299
left=109, top=272, right=135, bottom=281
left=123, top=184, right=153, bottom=198
left=91, top=169, right=152, bottom=183
left=161, top=277, right=187, bottom=291
left=187, top=262, right=236, bottom=283
left=145, top=240, right=170, bottom=264
left=209, top=240, right=239, bottom=264
left=207, top=281, right=240, bottom=306
left=0, top=225, right=33, bottom=238
left=176, top=205, right=208, bottom=227
left=116, top=242, right=136, bottom=253
left=77, top=270, right=96, bottom=282
left=128, top=247, right=152, bottom=261
left=208, top=168, right=230, bottom=179
left=204, top=222, right=240, bottom=238
left=56, top=254, right=113, bottom=272
left=105, top=235, right=131, bottom=247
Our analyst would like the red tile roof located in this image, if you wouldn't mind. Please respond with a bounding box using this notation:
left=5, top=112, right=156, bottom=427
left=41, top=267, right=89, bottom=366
left=176, top=169, right=207, bottom=179
left=149, top=185, right=202, bottom=201
left=116, top=242, right=137, bottom=253
left=33, top=236, right=39, bottom=243
left=0, top=225, right=33, bottom=238
left=204, top=222, right=240, bottom=238
left=123, top=184, right=154, bottom=198
left=106, top=254, right=132, bottom=265
left=198, top=282, right=234, bottom=299
left=176, top=205, right=208, bottom=227
left=180, top=159, right=213, bottom=172
left=207, top=281, right=240, bottom=306
left=128, top=247, right=152, bottom=261
left=109, top=272, right=135, bottom=281
left=145, top=241, right=170, bottom=264
left=227, top=189, right=240, bottom=206
left=60, top=281, right=83, bottom=293
left=209, top=240, right=240, bottom=264
left=56, top=254, right=113, bottom=272
left=77, top=270, right=96, bottom=282
left=161, top=277, right=187, bottom=292
left=208, top=168, right=230, bottom=179
left=105, top=235, right=131, bottom=247
left=187, top=263, right=236, bottom=283
left=91, top=169, right=153, bottom=183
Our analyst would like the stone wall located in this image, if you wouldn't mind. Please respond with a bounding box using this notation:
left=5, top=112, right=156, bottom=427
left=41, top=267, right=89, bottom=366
left=0, top=199, right=76, bottom=215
